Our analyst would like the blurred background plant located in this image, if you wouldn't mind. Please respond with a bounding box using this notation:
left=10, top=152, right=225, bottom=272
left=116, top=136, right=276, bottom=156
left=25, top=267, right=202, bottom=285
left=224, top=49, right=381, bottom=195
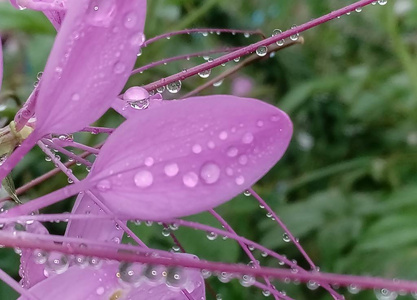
left=0, top=0, right=416, bottom=299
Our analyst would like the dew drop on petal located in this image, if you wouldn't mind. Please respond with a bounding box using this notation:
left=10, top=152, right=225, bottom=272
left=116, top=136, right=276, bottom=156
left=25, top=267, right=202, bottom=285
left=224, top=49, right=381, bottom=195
left=164, top=163, right=179, bottom=177
left=227, top=147, right=238, bottom=158
left=97, top=179, right=111, bottom=192
left=71, top=93, right=80, bottom=102
left=123, top=12, right=137, bottom=29
left=123, top=86, right=150, bottom=110
left=134, top=170, right=153, bottom=188
left=235, top=175, right=245, bottom=185
left=144, top=157, right=154, bottom=167
left=113, top=62, right=126, bottom=74
left=242, top=132, right=254, bottom=144
left=238, top=155, right=248, bottom=165
left=86, top=0, right=117, bottom=27
left=200, top=162, right=221, bottom=184
left=192, top=144, right=202, bottom=154
left=218, top=131, right=228, bottom=140
left=183, top=172, right=198, bottom=188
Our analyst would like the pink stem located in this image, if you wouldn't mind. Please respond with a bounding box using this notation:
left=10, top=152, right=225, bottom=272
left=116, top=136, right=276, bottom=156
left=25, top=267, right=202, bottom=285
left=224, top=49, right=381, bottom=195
left=42, top=139, right=92, bottom=167
left=61, top=141, right=100, bottom=154
left=249, top=188, right=315, bottom=268
left=142, top=0, right=377, bottom=92
left=80, top=126, right=114, bottom=134
left=131, top=47, right=242, bottom=75
left=0, top=231, right=415, bottom=293
left=143, top=28, right=263, bottom=47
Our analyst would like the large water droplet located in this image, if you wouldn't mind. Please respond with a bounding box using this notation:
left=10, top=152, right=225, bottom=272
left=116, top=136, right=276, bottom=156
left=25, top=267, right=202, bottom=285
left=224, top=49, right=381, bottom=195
left=144, top=157, right=154, bottom=167
left=378, top=0, right=387, bottom=5
left=183, top=172, right=198, bottom=188
left=123, top=86, right=150, bottom=110
left=144, top=265, right=164, bottom=283
left=166, top=81, right=182, bottom=93
left=256, top=46, right=268, bottom=57
left=164, top=163, right=179, bottom=177
left=166, top=267, right=188, bottom=289
left=86, top=0, right=117, bottom=27
left=45, top=252, right=69, bottom=276
left=200, top=162, right=221, bottom=184
left=198, top=69, right=211, bottom=79
left=238, top=155, right=248, bottom=165
left=134, top=170, right=153, bottom=188
left=130, top=32, right=146, bottom=47
left=218, top=131, right=228, bottom=140
left=192, top=144, right=202, bottom=154
left=290, top=25, right=299, bottom=41
left=283, top=233, right=291, bottom=242
left=119, top=262, right=143, bottom=285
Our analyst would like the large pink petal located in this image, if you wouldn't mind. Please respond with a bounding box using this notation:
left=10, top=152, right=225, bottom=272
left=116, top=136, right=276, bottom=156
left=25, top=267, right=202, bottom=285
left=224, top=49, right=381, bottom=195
left=19, top=258, right=205, bottom=300
left=35, top=0, right=146, bottom=134
left=87, top=95, right=292, bottom=220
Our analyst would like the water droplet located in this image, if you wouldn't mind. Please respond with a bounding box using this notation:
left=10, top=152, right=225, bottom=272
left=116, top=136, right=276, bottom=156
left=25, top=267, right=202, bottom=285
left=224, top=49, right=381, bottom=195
left=162, top=228, right=171, bottom=237
left=307, top=280, right=319, bottom=290
left=119, top=262, right=143, bottom=285
left=144, top=265, right=164, bottom=282
left=218, top=131, right=228, bottom=140
left=290, top=25, right=299, bottom=41
left=71, top=93, right=80, bottom=101
left=238, top=155, right=248, bottom=165
left=270, top=115, right=280, bottom=122
left=272, top=29, right=285, bottom=46
left=198, top=69, right=211, bottom=79
left=234, top=57, right=241, bottom=62
left=130, top=32, right=146, bottom=47
left=97, top=180, right=111, bottom=192
left=89, top=257, right=102, bottom=268
left=96, top=287, right=105, bottom=295
left=166, top=267, right=187, bottom=288
left=201, top=269, right=212, bottom=279
left=256, top=46, right=268, bottom=57
left=244, top=32, right=250, bottom=38
left=33, top=249, right=48, bottom=264
left=166, top=81, right=182, bottom=93
left=227, top=147, right=238, bottom=158
left=243, top=190, right=251, bottom=196
left=86, top=0, right=117, bottom=27
left=279, top=233, right=291, bottom=244
left=123, top=86, right=150, bottom=110
left=217, top=272, right=231, bottom=283
left=374, top=288, right=398, bottom=300
left=239, top=274, right=255, bottom=287
left=124, top=12, right=137, bottom=29
left=355, top=7, right=363, bottom=12
left=378, top=0, right=387, bottom=5
left=113, top=62, right=126, bottom=74
left=348, top=284, right=361, bottom=294
left=207, top=141, right=215, bottom=149
left=213, top=79, right=223, bottom=87
left=45, top=252, right=69, bottom=276
left=242, top=132, right=254, bottom=144
left=235, top=175, right=245, bottom=185
left=164, top=163, right=179, bottom=177
left=262, top=289, right=271, bottom=297
left=134, top=170, right=153, bottom=188
left=200, top=162, right=221, bottom=184
left=183, top=172, right=198, bottom=188
left=192, top=144, right=202, bottom=154
left=256, top=120, right=264, bottom=127
left=144, top=157, right=154, bottom=167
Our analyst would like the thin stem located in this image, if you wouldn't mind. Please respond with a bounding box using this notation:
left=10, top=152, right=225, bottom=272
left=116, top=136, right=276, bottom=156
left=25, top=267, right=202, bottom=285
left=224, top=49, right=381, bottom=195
left=144, top=28, right=264, bottom=47
left=131, top=47, right=242, bottom=75
left=142, top=0, right=377, bottom=92
left=0, top=231, right=415, bottom=292
left=182, top=38, right=304, bottom=98
left=42, top=139, right=92, bottom=167
left=80, top=126, right=114, bottom=134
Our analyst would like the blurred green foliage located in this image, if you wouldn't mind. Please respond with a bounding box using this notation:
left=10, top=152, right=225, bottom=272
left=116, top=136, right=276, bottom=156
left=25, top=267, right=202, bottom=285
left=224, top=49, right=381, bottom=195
left=1, top=0, right=417, bottom=299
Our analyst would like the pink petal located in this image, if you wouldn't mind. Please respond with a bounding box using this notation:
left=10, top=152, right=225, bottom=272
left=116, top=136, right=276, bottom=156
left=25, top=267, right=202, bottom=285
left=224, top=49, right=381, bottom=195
left=88, top=95, right=292, bottom=220
left=35, top=0, right=147, bottom=134
left=65, top=192, right=123, bottom=245
left=19, top=257, right=205, bottom=300
left=19, top=222, right=49, bottom=288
